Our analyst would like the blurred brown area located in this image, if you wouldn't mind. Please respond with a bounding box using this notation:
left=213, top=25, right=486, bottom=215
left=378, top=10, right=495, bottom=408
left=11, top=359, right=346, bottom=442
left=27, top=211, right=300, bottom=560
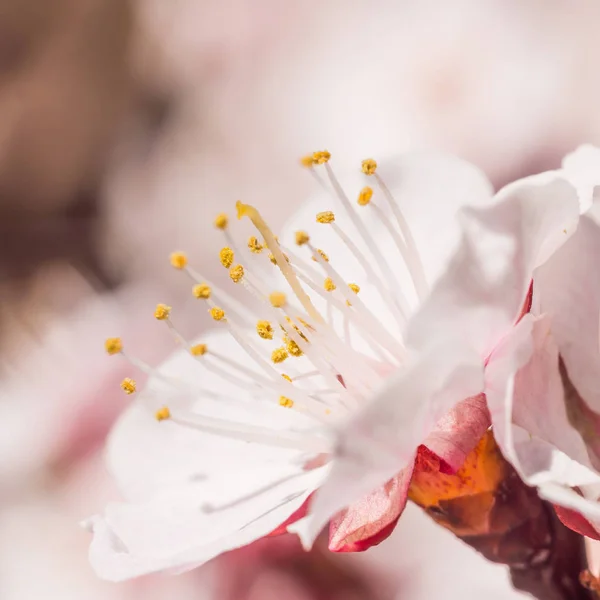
left=0, top=0, right=134, bottom=283
left=0, top=0, right=138, bottom=353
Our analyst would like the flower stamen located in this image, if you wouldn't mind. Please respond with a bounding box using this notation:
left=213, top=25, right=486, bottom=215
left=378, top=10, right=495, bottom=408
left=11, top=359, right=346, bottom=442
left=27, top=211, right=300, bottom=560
left=155, top=406, right=171, bottom=421
left=256, top=320, right=274, bottom=340
left=248, top=236, right=263, bottom=253
left=120, top=378, right=136, bottom=395
left=372, top=171, right=429, bottom=300
left=322, top=162, right=409, bottom=317
left=105, top=337, right=123, bottom=355
left=219, top=247, right=235, bottom=269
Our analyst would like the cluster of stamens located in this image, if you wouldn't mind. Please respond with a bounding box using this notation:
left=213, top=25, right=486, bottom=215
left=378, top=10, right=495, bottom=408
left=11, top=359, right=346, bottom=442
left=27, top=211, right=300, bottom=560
left=104, top=151, right=429, bottom=455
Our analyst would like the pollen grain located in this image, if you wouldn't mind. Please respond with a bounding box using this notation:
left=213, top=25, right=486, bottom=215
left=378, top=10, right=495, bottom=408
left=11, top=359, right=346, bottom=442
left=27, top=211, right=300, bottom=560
left=219, top=247, right=234, bottom=269
left=272, top=347, right=289, bottom=363
left=209, top=307, right=226, bottom=321
left=154, top=303, right=172, bottom=320
left=193, top=283, right=212, bottom=299
left=155, top=406, right=171, bottom=421
left=214, top=213, right=229, bottom=230
left=361, top=158, right=377, bottom=175
left=120, top=378, right=136, bottom=395
left=256, top=320, right=274, bottom=340
left=357, top=187, right=373, bottom=206
left=279, top=396, right=294, bottom=408
left=190, top=343, right=208, bottom=356
left=170, top=252, right=188, bottom=269
left=316, top=211, right=335, bottom=224
left=105, top=337, right=123, bottom=355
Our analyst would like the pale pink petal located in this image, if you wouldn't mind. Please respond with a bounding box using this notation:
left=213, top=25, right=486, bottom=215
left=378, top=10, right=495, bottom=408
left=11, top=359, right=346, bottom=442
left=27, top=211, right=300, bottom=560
left=408, top=174, right=580, bottom=359
left=538, top=483, right=600, bottom=531
left=512, top=315, right=592, bottom=469
left=87, top=466, right=328, bottom=581
left=422, top=393, right=490, bottom=474
left=328, top=462, right=414, bottom=552
left=88, top=325, right=333, bottom=580
left=561, top=144, right=600, bottom=213
left=535, top=210, right=600, bottom=414
left=554, top=504, right=600, bottom=541
left=484, top=315, right=600, bottom=541
left=106, top=330, right=325, bottom=503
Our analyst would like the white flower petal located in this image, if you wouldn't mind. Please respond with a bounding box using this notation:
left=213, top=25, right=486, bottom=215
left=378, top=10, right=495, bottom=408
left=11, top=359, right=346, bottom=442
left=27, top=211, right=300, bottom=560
left=535, top=211, right=600, bottom=414
left=88, top=465, right=328, bottom=581
left=107, top=329, right=325, bottom=502
left=368, top=152, right=494, bottom=287
left=408, top=174, right=580, bottom=358
left=561, top=144, right=600, bottom=213
left=512, top=315, right=593, bottom=469
left=486, top=316, right=600, bottom=493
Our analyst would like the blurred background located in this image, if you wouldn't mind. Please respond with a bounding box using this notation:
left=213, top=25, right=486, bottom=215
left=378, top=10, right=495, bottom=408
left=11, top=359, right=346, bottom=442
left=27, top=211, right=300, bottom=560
left=2, top=0, right=599, bottom=597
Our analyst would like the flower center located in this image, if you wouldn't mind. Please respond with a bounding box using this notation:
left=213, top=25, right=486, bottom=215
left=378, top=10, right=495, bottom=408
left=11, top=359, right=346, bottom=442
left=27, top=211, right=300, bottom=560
left=106, top=151, right=429, bottom=455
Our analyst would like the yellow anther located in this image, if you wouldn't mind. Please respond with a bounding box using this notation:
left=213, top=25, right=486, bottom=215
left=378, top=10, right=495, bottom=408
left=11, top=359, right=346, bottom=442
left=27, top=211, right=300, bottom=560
left=155, top=406, right=171, bottom=421
left=214, top=213, right=229, bottom=229
left=269, top=291, right=287, bottom=308
left=120, top=378, right=136, bottom=395
left=272, top=347, right=289, bottom=363
left=229, top=264, right=244, bottom=283
left=105, top=337, right=123, bottom=355
left=346, top=282, right=361, bottom=306
left=193, top=283, right=212, bottom=299
left=248, top=236, right=263, bottom=253
left=219, top=247, right=234, bottom=269
left=357, top=186, right=373, bottom=206
left=312, top=150, right=331, bottom=165
left=361, top=158, right=378, bottom=175
left=285, top=337, right=303, bottom=357
left=256, top=320, right=274, bottom=340
left=282, top=373, right=292, bottom=382
left=279, top=396, right=294, bottom=408
left=311, top=249, right=329, bottom=263
left=316, top=211, right=335, bottom=224
left=154, top=303, right=171, bottom=320
left=190, top=343, right=207, bottom=356
left=210, top=307, right=226, bottom=321
left=324, top=277, right=336, bottom=292
left=300, top=154, right=314, bottom=168
left=295, top=231, right=310, bottom=246
left=170, top=251, right=188, bottom=269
